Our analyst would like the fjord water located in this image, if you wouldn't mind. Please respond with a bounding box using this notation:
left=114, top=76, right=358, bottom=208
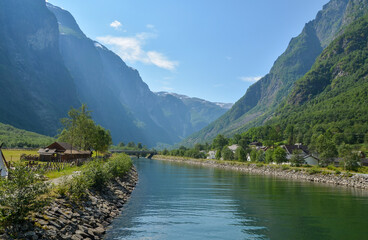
left=105, top=159, right=368, bottom=240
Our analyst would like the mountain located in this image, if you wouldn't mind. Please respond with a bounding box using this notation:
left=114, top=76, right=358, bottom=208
left=155, top=92, right=232, bottom=136
left=0, top=123, right=55, bottom=148
left=46, top=4, right=230, bottom=147
left=183, top=0, right=368, bottom=146
left=0, top=0, right=80, bottom=136
left=272, top=14, right=368, bottom=145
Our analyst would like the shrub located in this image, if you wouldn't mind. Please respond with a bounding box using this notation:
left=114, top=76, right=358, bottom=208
left=106, top=154, right=132, bottom=178
left=83, top=159, right=111, bottom=190
left=0, top=163, right=50, bottom=227
left=307, top=167, right=322, bottom=175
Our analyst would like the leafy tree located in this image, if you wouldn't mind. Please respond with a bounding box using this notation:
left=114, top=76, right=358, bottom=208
left=274, top=147, right=287, bottom=164
left=118, top=142, right=125, bottom=148
left=0, top=163, right=50, bottom=227
left=256, top=150, right=265, bottom=162
left=137, top=142, right=143, bottom=149
left=235, top=146, right=247, bottom=162
left=314, top=134, right=338, bottom=166
left=221, top=146, right=234, bottom=160
left=338, top=144, right=360, bottom=171
left=265, top=149, right=274, bottom=163
left=215, top=150, right=221, bottom=160
left=290, top=149, right=304, bottom=167
left=162, top=149, right=169, bottom=155
left=250, top=149, right=257, bottom=162
left=127, top=142, right=136, bottom=148
left=92, top=125, right=112, bottom=156
left=213, top=135, right=229, bottom=150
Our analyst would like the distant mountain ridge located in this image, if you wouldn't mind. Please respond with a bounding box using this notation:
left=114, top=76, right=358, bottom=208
left=0, top=0, right=230, bottom=147
left=183, top=0, right=368, bottom=146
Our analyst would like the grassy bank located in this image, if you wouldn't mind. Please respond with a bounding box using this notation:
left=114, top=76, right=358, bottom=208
left=153, top=155, right=368, bottom=176
left=0, top=153, right=133, bottom=231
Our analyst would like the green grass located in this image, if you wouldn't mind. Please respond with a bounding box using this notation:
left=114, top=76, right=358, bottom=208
left=2, top=149, right=38, bottom=162
left=45, top=165, right=87, bottom=179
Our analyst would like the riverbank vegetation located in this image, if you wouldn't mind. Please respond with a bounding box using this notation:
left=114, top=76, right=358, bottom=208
left=0, top=153, right=132, bottom=233
left=161, top=127, right=368, bottom=174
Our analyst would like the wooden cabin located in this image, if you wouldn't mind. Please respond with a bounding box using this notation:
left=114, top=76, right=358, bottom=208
left=38, top=142, right=92, bottom=162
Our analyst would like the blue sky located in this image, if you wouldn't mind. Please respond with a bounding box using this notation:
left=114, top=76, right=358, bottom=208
left=48, top=0, right=329, bottom=103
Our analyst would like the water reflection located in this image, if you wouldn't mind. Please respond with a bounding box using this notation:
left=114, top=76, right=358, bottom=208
left=104, top=159, right=368, bottom=240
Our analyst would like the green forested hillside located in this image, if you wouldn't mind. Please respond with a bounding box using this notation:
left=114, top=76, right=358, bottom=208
left=272, top=14, right=368, bottom=146
left=183, top=0, right=368, bottom=146
left=0, top=123, right=55, bottom=148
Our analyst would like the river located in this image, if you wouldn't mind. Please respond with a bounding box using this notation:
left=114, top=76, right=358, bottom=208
left=104, top=158, right=368, bottom=240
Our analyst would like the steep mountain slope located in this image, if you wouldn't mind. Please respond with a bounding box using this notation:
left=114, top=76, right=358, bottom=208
left=184, top=0, right=368, bottom=146
left=272, top=14, right=368, bottom=145
left=47, top=3, right=230, bottom=146
left=0, top=0, right=80, bottom=136
left=155, top=92, right=232, bottom=136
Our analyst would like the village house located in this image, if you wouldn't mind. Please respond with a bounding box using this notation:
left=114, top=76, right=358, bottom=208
left=207, top=150, right=217, bottom=159
left=250, top=142, right=262, bottom=150
left=38, top=142, right=92, bottom=162
left=0, top=145, right=9, bottom=177
left=282, top=143, right=319, bottom=166
left=228, top=144, right=239, bottom=153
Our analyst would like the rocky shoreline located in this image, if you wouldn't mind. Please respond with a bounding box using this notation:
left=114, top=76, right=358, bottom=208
left=1, top=167, right=138, bottom=240
left=153, top=156, right=368, bottom=190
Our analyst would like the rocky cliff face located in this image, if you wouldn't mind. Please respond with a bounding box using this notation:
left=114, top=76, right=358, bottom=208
left=46, top=3, right=231, bottom=147
left=183, top=0, right=368, bottom=146
left=0, top=0, right=80, bottom=135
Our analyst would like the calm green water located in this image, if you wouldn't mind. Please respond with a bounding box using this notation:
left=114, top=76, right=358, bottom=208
left=104, top=158, right=368, bottom=240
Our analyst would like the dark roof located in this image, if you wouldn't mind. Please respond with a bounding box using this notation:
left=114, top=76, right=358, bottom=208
left=250, top=142, right=262, bottom=146
left=46, top=142, right=78, bottom=151
left=283, top=144, right=310, bottom=155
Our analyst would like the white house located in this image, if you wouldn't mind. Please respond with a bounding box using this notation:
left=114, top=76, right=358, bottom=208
left=207, top=150, right=217, bottom=159
left=228, top=144, right=239, bottom=153
left=0, top=147, right=9, bottom=177
left=282, top=144, right=319, bottom=166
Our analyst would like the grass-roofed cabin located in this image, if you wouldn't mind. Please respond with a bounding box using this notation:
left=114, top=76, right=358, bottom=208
left=38, top=142, right=92, bottom=162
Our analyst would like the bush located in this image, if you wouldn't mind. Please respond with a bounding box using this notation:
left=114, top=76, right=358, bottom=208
left=106, top=154, right=133, bottom=178
left=0, top=163, right=50, bottom=227
left=308, top=167, right=322, bottom=175
left=57, top=154, right=132, bottom=200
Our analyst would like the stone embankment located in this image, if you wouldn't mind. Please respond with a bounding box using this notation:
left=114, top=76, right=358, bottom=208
left=153, top=156, right=368, bottom=190
left=2, top=167, right=138, bottom=240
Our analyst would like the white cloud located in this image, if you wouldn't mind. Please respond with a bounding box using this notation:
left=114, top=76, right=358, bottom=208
left=146, top=24, right=155, bottom=29
left=239, top=76, right=262, bottom=83
left=110, top=20, right=122, bottom=30
left=97, top=33, right=178, bottom=71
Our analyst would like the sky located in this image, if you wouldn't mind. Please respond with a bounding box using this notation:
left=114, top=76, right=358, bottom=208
left=48, top=0, right=330, bottom=103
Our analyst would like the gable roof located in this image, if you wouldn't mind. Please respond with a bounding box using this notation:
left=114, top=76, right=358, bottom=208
left=283, top=144, right=310, bottom=155
left=46, top=142, right=78, bottom=151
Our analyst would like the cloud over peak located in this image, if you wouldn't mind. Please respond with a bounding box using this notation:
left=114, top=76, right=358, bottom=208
left=97, top=33, right=178, bottom=71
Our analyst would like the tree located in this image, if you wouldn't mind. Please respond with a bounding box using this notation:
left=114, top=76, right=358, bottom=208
left=212, top=135, right=229, bottom=150
left=137, top=142, right=143, bottom=149
left=250, top=149, right=257, bottom=162
left=221, top=146, right=234, bottom=160
left=0, top=163, right=49, bottom=227
left=338, top=144, right=360, bottom=171
left=118, top=142, right=125, bottom=148
left=59, top=104, right=112, bottom=153
left=235, top=146, right=247, bottom=162
left=215, top=150, right=221, bottom=160
left=314, top=134, right=338, bottom=166
left=290, top=149, right=304, bottom=167
left=127, top=142, right=136, bottom=148
left=265, top=149, right=274, bottom=163
left=256, top=150, right=265, bottom=162
left=92, top=125, right=112, bottom=156
left=274, top=147, right=287, bottom=164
